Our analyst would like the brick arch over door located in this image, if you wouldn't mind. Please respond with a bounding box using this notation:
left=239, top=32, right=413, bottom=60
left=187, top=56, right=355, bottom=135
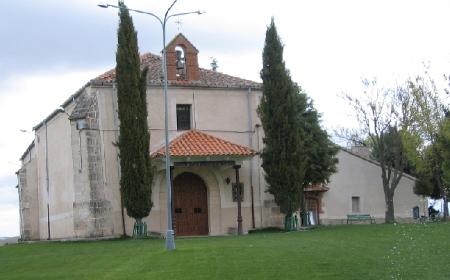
left=173, top=172, right=209, bottom=236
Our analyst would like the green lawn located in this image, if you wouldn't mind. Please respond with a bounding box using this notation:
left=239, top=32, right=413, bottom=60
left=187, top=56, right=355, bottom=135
left=1, top=223, right=449, bottom=280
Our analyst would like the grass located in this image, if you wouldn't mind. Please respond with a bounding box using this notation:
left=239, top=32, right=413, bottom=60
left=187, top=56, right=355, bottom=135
left=1, top=223, right=449, bottom=280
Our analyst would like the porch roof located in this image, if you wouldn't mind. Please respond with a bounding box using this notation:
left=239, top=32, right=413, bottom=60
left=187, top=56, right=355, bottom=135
left=152, top=130, right=257, bottom=160
left=304, top=185, right=329, bottom=192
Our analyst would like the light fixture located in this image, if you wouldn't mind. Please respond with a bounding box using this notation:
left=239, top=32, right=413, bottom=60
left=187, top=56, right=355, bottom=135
left=97, top=3, right=109, bottom=8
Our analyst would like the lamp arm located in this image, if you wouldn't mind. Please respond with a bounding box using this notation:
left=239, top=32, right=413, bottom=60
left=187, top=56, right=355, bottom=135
left=167, top=11, right=203, bottom=21
left=105, top=3, right=164, bottom=25
left=164, top=0, right=178, bottom=23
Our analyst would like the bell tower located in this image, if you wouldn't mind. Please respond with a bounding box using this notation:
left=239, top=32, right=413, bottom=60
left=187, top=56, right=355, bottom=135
left=165, top=34, right=200, bottom=81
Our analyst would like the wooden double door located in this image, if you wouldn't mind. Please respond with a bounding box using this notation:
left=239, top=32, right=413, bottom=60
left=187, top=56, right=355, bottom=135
left=173, top=172, right=209, bottom=236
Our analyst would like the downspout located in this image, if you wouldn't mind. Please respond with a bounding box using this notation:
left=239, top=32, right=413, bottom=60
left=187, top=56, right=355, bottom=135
left=256, top=124, right=263, bottom=227
left=45, top=121, right=51, bottom=240
left=112, top=82, right=127, bottom=237
left=192, top=90, right=197, bottom=129
left=16, top=172, right=24, bottom=240
left=247, top=87, right=255, bottom=228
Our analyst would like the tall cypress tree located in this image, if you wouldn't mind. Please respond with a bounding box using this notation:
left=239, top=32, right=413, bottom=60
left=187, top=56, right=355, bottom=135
left=258, top=18, right=306, bottom=228
left=116, top=1, right=153, bottom=229
left=259, top=19, right=338, bottom=228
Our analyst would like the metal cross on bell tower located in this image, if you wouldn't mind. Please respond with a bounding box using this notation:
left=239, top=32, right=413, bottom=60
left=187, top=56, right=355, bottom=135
left=175, top=18, right=183, bottom=31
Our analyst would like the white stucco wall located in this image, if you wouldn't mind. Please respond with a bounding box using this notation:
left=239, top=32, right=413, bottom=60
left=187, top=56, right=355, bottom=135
left=34, top=103, right=76, bottom=239
left=93, top=85, right=265, bottom=236
left=22, top=75, right=429, bottom=240
left=321, top=150, right=426, bottom=224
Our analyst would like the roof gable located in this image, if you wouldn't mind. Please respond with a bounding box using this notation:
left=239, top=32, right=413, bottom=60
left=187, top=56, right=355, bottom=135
left=165, top=33, right=199, bottom=53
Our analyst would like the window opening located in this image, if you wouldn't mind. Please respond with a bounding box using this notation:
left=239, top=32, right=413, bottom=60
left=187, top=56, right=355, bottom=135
left=176, top=104, right=191, bottom=130
left=352, top=196, right=360, bottom=213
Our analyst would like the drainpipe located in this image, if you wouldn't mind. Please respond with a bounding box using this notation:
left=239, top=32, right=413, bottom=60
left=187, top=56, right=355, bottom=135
left=44, top=121, right=51, bottom=240
left=246, top=87, right=255, bottom=228
left=256, top=124, right=263, bottom=227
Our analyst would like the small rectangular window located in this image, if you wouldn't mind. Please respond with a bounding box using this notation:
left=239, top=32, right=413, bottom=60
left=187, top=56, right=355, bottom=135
left=352, top=196, right=360, bottom=213
left=176, top=104, right=191, bottom=130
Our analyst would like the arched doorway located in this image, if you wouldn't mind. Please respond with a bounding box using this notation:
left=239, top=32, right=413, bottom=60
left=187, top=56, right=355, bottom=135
left=173, top=172, right=209, bottom=236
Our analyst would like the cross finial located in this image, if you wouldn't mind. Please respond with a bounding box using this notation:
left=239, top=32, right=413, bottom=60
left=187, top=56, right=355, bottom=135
left=175, top=18, right=183, bottom=32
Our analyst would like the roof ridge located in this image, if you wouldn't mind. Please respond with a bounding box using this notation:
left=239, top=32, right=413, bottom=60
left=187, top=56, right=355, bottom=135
left=93, top=52, right=262, bottom=89
left=198, top=68, right=259, bottom=83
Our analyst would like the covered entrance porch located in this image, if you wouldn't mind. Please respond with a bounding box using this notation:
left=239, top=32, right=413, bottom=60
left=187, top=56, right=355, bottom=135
left=153, top=130, right=256, bottom=236
left=304, top=185, right=329, bottom=225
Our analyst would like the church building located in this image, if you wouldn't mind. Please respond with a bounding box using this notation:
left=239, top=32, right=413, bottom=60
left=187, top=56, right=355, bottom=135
left=17, top=34, right=424, bottom=240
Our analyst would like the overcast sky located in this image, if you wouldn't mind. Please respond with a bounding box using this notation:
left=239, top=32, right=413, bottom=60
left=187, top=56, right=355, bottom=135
left=1, top=0, right=449, bottom=237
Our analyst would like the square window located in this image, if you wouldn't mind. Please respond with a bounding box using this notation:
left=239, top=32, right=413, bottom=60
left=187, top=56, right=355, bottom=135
left=176, top=104, right=191, bottom=130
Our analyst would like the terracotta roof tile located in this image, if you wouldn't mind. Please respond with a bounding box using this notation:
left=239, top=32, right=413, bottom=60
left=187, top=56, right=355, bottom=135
left=94, top=53, right=261, bottom=89
left=304, top=185, right=329, bottom=192
left=153, top=130, right=256, bottom=158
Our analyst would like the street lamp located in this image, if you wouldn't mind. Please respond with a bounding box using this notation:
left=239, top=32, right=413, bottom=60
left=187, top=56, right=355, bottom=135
left=98, top=0, right=203, bottom=250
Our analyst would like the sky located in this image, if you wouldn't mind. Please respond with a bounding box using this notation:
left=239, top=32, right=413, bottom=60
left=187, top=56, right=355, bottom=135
left=1, top=0, right=449, bottom=237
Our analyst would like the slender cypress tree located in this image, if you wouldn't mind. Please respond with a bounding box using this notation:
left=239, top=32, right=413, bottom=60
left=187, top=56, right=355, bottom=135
left=258, top=18, right=306, bottom=229
left=116, top=1, right=153, bottom=232
left=259, top=19, right=338, bottom=228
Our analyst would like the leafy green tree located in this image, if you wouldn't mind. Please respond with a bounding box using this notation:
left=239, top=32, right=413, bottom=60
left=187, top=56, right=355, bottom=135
left=413, top=145, right=443, bottom=199
left=406, top=76, right=449, bottom=220
left=258, top=19, right=306, bottom=229
left=412, top=114, right=450, bottom=219
left=440, top=115, right=450, bottom=189
left=116, top=1, right=153, bottom=230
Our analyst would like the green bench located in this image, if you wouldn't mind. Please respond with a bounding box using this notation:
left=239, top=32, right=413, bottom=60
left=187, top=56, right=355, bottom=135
left=346, top=214, right=375, bottom=224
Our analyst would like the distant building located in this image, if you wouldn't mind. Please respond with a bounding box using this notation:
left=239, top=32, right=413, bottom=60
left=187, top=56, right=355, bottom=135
left=16, top=34, right=424, bottom=240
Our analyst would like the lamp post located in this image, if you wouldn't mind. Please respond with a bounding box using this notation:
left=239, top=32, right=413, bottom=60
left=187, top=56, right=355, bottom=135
left=98, top=0, right=203, bottom=250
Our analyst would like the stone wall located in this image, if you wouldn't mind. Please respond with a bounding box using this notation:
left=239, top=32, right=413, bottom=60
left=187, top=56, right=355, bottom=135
left=72, top=91, right=113, bottom=237
left=17, top=158, right=40, bottom=240
left=18, top=168, right=31, bottom=240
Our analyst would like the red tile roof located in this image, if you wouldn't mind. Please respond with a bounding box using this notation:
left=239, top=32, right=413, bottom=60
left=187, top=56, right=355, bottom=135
left=304, top=185, right=329, bottom=192
left=153, top=130, right=256, bottom=158
left=94, top=53, right=261, bottom=89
